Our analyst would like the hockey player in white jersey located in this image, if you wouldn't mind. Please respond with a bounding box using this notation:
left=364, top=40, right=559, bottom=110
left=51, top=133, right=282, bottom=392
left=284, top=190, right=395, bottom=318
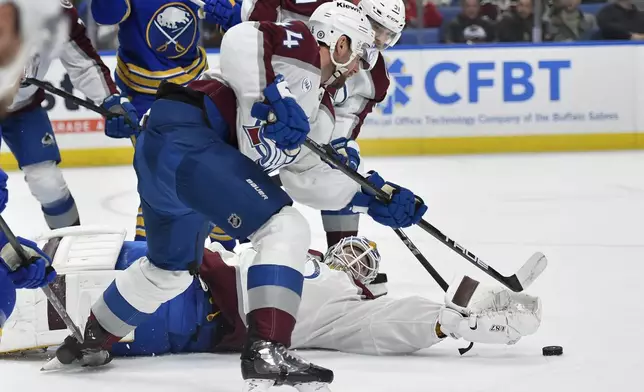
left=205, top=0, right=407, bottom=249
left=1, top=0, right=139, bottom=231
left=321, top=0, right=406, bottom=248
left=0, top=227, right=541, bottom=357
left=47, top=2, right=429, bottom=391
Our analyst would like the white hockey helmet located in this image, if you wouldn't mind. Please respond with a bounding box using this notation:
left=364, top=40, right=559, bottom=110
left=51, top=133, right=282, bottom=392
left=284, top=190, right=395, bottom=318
left=0, top=0, right=68, bottom=112
left=308, top=1, right=375, bottom=76
left=324, top=236, right=381, bottom=284
left=361, top=0, right=405, bottom=50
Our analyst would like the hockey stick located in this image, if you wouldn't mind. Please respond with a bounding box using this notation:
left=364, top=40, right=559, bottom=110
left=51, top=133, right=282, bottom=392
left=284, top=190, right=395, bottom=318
left=188, top=0, right=207, bottom=19
left=302, top=137, right=547, bottom=292
left=24, top=78, right=138, bottom=146
left=392, top=227, right=448, bottom=291
left=0, top=216, right=84, bottom=343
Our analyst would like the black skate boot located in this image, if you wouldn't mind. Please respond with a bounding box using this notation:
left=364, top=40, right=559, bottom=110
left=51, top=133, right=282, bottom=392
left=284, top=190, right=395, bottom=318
left=43, top=314, right=116, bottom=370
left=241, top=340, right=334, bottom=392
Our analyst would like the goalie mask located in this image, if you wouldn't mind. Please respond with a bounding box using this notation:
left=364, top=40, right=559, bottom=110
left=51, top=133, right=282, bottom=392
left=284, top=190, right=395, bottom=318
left=309, top=1, right=375, bottom=85
left=0, top=0, right=68, bottom=115
left=324, top=236, right=381, bottom=284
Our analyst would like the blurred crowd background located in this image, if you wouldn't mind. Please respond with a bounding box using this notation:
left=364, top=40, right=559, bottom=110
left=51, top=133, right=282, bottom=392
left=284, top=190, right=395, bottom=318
left=73, top=0, right=644, bottom=49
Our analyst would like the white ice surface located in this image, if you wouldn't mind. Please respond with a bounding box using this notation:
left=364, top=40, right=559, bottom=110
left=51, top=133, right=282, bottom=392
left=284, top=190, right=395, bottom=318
left=1, top=151, right=643, bottom=391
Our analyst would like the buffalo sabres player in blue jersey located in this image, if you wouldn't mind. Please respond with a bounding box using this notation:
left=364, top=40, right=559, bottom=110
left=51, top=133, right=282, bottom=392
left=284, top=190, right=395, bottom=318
left=91, top=0, right=206, bottom=117
left=91, top=0, right=241, bottom=242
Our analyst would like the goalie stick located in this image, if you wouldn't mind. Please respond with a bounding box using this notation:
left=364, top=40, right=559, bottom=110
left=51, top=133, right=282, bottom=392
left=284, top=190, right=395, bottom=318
left=301, top=137, right=547, bottom=292
left=0, top=216, right=84, bottom=343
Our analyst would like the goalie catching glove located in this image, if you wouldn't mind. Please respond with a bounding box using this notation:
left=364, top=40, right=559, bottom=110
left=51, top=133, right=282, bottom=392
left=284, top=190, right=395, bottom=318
left=438, top=276, right=542, bottom=345
left=350, top=171, right=427, bottom=228
left=251, top=75, right=310, bottom=151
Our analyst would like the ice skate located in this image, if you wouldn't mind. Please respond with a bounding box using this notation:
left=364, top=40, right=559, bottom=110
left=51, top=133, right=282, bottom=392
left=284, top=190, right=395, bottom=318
left=42, top=315, right=114, bottom=371
left=241, top=340, right=333, bottom=392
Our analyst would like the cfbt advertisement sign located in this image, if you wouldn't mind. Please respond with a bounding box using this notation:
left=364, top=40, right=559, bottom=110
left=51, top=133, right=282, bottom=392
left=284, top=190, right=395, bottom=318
left=366, top=44, right=637, bottom=138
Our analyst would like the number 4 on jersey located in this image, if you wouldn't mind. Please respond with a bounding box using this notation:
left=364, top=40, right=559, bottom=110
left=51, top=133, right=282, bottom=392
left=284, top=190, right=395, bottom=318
left=276, top=23, right=304, bottom=48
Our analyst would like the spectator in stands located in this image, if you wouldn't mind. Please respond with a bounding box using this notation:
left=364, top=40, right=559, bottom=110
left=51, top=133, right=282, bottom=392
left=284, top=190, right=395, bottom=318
left=480, top=1, right=502, bottom=22
left=496, top=0, right=550, bottom=42
left=597, top=0, right=644, bottom=40
left=545, top=0, right=596, bottom=41
left=444, top=0, right=496, bottom=43
left=404, top=0, right=443, bottom=28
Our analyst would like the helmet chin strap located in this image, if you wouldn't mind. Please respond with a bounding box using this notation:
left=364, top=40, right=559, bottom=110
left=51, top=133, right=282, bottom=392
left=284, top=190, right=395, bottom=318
left=323, top=40, right=356, bottom=86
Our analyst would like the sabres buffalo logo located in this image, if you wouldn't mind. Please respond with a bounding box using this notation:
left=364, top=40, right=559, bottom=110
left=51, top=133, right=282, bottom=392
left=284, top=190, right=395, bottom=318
left=146, top=3, right=197, bottom=59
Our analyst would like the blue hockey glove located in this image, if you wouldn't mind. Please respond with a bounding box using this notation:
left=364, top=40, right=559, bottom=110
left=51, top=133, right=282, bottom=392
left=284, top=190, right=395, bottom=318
left=350, top=171, right=427, bottom=228
left=251, top=75, right=310, bottom=151
left=102, top=95, right=140, bottom=139
left=330, top=137, right=361, bottom=171
left=203, top=0, right=242, bottom=31
left=0, top=237, right=56, bottom=289
left=0, top=169, right=7, bottom=214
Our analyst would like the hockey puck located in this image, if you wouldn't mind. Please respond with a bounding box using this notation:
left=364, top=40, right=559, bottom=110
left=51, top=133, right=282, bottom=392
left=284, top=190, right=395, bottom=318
left=542, top=346, right=563, bottom=356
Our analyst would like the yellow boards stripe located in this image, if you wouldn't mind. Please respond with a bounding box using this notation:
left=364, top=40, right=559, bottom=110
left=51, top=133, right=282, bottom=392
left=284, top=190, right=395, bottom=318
left=1, top=133, right=643, bottom=170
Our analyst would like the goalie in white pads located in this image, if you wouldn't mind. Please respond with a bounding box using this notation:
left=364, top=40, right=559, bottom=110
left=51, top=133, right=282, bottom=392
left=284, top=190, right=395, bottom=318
left=0, top=226, right=542, bottom=357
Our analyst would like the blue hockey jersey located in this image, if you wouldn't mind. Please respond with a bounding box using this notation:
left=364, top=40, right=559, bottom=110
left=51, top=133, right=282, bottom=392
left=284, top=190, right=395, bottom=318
left=91, top=0, right=208, bottom=96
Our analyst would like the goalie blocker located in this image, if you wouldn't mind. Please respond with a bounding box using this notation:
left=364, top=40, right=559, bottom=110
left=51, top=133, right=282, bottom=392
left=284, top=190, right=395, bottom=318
left=1, top=226, right=542, bottom=357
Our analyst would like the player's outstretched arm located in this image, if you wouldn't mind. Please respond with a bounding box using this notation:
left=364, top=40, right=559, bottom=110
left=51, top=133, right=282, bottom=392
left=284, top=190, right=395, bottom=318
left=293, top=294, right=446, bottom=355
left=90, top=0, right=131, bottom=25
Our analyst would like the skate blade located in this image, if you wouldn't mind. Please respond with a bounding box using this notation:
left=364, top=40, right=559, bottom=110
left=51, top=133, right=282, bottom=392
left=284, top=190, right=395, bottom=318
left=41, top=353, right=111, bottom=372
left=41, top=357, right=65, bottom=372
left=242, top=379, right=275, bottom=392
left=294, top=382, right=332, bottom=392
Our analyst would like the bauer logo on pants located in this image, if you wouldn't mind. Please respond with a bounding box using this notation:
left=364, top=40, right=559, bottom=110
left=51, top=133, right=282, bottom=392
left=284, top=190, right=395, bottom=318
left=228, top=214, right=242, bottom=229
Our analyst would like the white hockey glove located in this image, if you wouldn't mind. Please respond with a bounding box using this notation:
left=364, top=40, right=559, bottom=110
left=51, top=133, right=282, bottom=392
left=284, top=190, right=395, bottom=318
left=438, top=276, right=541, bottom=345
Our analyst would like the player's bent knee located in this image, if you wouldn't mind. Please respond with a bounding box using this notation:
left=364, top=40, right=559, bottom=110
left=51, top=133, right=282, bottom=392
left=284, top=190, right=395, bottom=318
left=22, top=161, right=70, bottom=206
left=114, top=257, right=194, bottom=314
left=250, top=206, right=311, bottom=271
